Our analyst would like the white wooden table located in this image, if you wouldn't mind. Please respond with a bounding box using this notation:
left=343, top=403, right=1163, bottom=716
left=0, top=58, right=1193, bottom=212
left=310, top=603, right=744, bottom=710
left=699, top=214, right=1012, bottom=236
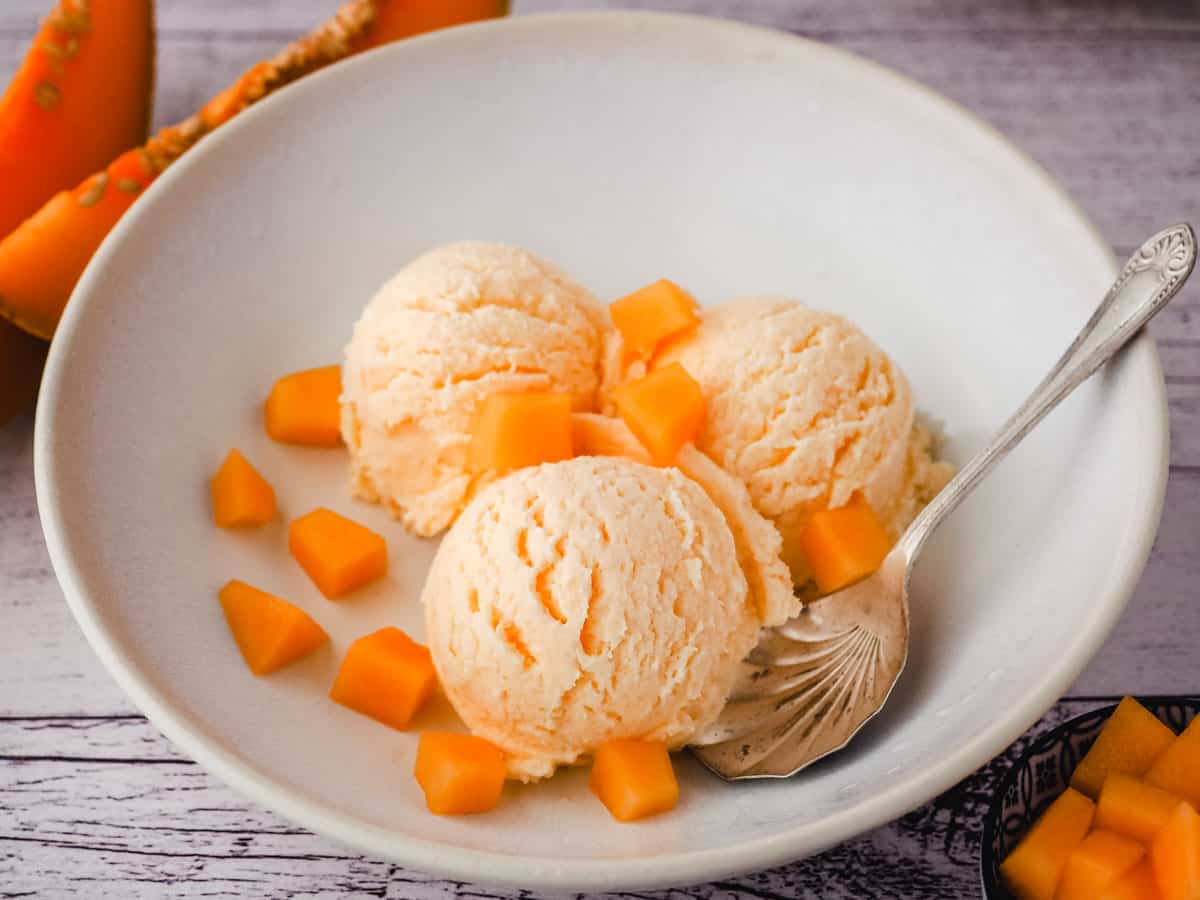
left=2, top=1, right=1197, bottom=896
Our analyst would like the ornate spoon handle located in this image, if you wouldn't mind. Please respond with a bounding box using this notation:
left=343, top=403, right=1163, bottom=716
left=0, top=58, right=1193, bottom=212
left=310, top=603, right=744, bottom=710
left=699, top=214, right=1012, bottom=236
left=900, top=224, right=1196, bottom=561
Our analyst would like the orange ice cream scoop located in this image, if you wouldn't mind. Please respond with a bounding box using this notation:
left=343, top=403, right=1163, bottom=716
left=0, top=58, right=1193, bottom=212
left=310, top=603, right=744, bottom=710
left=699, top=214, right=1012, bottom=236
left=421, top=456, right=759, bottom=782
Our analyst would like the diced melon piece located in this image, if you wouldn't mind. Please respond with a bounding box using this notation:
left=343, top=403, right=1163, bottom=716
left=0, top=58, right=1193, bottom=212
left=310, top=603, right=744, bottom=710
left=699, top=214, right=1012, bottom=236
left=210, top=449, right=276, bottom=527
left=288, top=507, right=387, bottom=599
left=1071, top=698, right=1177, bottom=799
left=1151, top=802, right=1200, bottom=900
left=1057, top=830, right=1146, bottom=900
left=1098, top=775, right=1189, bottom=845
left=467, top=391, right=573, bottom=473
left=1146, top=718, right=1200, bottom=809
left=612, top=362, right=705, bottom=465
left=1000, top=788, right=1096, bottom=900
left=589, top=739, right=679, bottom=823
left=570, top=411, right=654, bottom=465
left=797, top=500, right=893, bottom=595
left=219, top=580, right=327, bottom=675
left=1100, top=861, right=1164, bottom=900
left=414, top=731, right=506, bottom=815
left=264, top=365, right=343, bottom=446
left=609, top=279, right=700, bottom=358
left=330, top=627, right=437, bottom=730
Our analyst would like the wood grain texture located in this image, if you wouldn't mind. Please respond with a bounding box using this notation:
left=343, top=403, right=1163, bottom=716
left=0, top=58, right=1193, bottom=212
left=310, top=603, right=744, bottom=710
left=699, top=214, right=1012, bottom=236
left=0, top=701, right=1114, bottom=898
left=0, top=0, right=1197, bottom=896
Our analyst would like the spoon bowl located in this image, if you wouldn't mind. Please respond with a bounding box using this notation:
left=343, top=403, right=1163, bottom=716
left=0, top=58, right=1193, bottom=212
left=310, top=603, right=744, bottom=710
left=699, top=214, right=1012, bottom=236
left=693, top=550, right=911, bottom=778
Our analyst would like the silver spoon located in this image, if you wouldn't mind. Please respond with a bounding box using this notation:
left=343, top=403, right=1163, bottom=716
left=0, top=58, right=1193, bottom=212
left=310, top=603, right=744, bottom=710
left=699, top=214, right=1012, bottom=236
left=690, top=223, right=1197, bottom=780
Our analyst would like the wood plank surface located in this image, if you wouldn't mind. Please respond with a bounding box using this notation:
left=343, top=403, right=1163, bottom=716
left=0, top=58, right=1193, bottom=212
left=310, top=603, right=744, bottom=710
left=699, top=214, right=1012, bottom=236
left=1, top=1, right=1197, bottom=896
left=0, top=701, right=1121, bottom=898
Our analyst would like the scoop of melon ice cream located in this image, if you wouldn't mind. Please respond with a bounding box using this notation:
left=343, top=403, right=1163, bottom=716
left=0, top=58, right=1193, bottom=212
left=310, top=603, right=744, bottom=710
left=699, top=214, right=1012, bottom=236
left=571, top=412, right=797, bottom=627
left=341, top=243, right=604, bottom=536
left=421, top=456, right=761, bottom=781
left=648, top=297, right=952, bottom=584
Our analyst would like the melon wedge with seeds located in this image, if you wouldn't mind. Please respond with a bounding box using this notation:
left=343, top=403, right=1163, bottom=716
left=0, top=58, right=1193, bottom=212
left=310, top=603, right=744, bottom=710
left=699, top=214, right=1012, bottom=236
left=0, top=0, right=508, bottom=340
left=0, top=0, right=154, bottom=244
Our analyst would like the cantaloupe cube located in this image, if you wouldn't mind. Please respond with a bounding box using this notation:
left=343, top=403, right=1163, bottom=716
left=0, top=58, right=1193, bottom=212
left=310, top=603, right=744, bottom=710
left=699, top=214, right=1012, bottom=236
left=1000, top=788, right=1096, bottom=900
left=264, top=365, right=343, bottom=446
left=467, top=391, right=573, bottom=473
left=612, top=362, right=705, bottom=466
left=798, top=501, right=893, bottom=595
left=219, top=580, right=327, bottom=675
left=210, top=449, right=276, bottom=527
left=589, top=739, right=679, bottom=822
left=1057, top=830, right=1146, bottom=900
left=330, top=628, right=437, bottom=730
left=1071, top=698, right=1177, bottom=799
left=1098, top=775, right=1189, bottom=845
left=570, top=412, right=653, bottom=465
left=288, top=507, right=387, bottom=599
left=609, top=279, right=700, bottom=358
left=1146, top=718, right=1200, bottom=809
left=1151, top=802, right=1200, bottom=900
left=414, top=732, right=506, bottom=815
left=1100, top=861, right=1164, bottom=900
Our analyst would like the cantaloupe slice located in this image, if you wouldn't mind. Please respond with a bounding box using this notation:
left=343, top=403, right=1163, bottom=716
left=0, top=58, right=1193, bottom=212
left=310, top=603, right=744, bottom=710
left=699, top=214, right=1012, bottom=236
left=1071, top=698, right=1177, bottom=799
left=797, top=500, right=893, bottom=595
left=1057, top=830, right=1146, bottom=900
left=612, top=362, right=704, bottom=466
left=1098, top=775, right=1190, bottom=845
left=0, top=146, right=155, bottom=338
left=0, top=0, right=154, bottom=244
left=219, top=580, right=328, bottom=675
left=1146, top=717, right=1200, bottom=809
left=589, top=739, right=679, bottom=823
left=288, top=507, right=387, bottom=599
left=330, top=627, right=437, bottom=730
left=0, top=1, right=509, bottom=341
left=0, top=319, right=45, bottom=426
left=352, top=0, right=507, bottom=51
left=467, top=391, right=573, bottom=473
left=1000, top=787, right=1096, bottom=900
left=1151, top=802, right=1200, bottom=900
left=414, top=731, right=507, bottom=815
left=210, top=449, right=276, bottom=527
left=264, top=365, right=343, bottom=446
left=1101, top=861, right=1164, bottom=900
left=609, top=279, right=700, bottom=359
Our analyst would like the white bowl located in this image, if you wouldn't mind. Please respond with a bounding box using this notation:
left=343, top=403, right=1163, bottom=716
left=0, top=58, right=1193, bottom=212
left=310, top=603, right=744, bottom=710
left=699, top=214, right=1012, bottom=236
left=35, top=11, right=1168, bottom=892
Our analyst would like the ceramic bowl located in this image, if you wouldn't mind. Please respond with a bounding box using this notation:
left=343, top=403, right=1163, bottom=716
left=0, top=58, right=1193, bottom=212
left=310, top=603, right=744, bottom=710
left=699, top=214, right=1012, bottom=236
left=981, top=698, right=1200, bottom=898
left=35, top=11, right=1168, bottom=892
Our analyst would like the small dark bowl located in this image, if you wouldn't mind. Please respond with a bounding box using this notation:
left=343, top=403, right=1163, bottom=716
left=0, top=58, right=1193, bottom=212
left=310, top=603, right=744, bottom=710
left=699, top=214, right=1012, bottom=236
left=981, top=696, right=1200, bottom=899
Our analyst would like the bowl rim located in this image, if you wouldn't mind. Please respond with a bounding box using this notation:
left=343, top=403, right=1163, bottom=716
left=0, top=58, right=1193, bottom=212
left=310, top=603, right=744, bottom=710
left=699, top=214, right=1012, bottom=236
left=33, top=10, right=1170, bottom=892
left=979, top=697, right=1200, bottom=899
